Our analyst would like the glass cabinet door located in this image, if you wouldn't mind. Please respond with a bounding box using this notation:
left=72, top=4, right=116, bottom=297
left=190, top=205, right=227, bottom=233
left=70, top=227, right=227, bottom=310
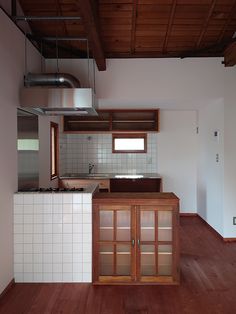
left=158, top=211, right=172, bottom=242
left=138, top=206, right=173, bottom=280
left=99, top=210, right=114, bottom=241
left=97, top=205, right=134, bottom=281
left=94, top=204, right=176, bottom=284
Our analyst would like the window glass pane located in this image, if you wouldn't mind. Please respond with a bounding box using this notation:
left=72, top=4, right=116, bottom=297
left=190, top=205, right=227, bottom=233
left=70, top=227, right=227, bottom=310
left=140, top=211, right=155, bottom=241
left=140, top=244, right=156, bottom=276
left=50, top=123, right=58, bottom=178
left=112, top=134, right=147, bottom=153
left=99, top=244, right=114, bottom=275
left=99, top=211, right=114, bottom=241
left=117, top=210, right=131, bottom=241
left=114, top=138, right=145, bottom=151
left=116, top=244, right=131, bottom=275
left=17, top=139, right=39, bottom=151
left=51, top=127, right=55, bottom=175
left=158, top=245, right=172, bottom=276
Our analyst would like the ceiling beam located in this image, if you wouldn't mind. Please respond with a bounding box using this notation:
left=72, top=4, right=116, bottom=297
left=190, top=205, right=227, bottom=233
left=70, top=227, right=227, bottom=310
left=162, top=0, right=177, bottom=54
left=218, top=0, right=236, bottom=44
left=196, top=0, right=217, bottom=48
left=76, top=0, right=106, bottom=71
left=224, top=42, right=236, bottom=67
left=130, top=0, right=137, bottom=54
left=105, top=50, right=223, bottom=59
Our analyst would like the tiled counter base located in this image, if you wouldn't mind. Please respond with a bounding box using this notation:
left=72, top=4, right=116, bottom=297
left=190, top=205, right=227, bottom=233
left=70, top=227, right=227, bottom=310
left=14, top=192, right=93, bottom=283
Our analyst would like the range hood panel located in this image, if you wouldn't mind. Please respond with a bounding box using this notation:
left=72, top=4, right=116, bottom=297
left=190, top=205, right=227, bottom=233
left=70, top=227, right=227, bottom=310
left=20, top=87, right=98, bottom=116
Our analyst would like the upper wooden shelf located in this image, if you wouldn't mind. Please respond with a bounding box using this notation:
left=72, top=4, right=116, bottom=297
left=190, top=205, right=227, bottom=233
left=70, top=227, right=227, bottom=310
left=63, top=109, right=159, bottom=133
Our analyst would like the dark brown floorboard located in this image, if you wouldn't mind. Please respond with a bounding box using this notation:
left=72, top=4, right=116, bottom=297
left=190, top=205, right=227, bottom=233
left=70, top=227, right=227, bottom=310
left=1, top=217, right=236, bottom=314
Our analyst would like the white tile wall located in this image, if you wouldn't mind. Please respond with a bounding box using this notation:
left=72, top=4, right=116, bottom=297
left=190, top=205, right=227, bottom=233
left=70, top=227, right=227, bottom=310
left=13, top=192, right=92, bottom=283
left=59, top=133, right=158, bottom=174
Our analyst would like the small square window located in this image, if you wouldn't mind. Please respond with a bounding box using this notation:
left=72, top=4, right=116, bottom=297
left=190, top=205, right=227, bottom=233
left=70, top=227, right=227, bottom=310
left=112, top=133, right=147, bottom=153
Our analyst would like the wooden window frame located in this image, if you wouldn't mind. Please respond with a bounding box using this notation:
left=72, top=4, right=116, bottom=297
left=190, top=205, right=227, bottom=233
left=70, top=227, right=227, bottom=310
left=112, top=133, right=147, bottom=153
left=50, top=122, right=59, bottom=180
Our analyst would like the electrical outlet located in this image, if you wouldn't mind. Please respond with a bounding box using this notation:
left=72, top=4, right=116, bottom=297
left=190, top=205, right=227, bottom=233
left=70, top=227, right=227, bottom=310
left=233, top=217, right=236, bottom=225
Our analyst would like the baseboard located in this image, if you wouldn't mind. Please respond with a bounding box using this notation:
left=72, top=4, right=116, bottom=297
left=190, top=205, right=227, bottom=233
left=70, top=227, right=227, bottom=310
left=223, top=238, right=236, bottom=242
left=0, top=279, right=15, bottom=300
left=196, top=215, right=236, bottom=242
left=180, top=213, right=198, bottom=217
left=197, top=214, right=224, bottom=240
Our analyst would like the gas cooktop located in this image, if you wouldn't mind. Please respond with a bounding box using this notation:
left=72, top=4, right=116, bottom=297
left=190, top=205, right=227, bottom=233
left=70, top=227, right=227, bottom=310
left=18, top=187, right=84, bottom=193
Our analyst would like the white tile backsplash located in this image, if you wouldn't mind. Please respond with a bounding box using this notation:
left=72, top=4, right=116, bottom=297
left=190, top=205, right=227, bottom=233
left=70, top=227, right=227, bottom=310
left=60, top=133, right=158, bottom=174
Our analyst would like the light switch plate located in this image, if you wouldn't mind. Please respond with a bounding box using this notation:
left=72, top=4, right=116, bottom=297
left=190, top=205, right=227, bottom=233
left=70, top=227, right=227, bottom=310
left=233, top=217, right=236, bottom=225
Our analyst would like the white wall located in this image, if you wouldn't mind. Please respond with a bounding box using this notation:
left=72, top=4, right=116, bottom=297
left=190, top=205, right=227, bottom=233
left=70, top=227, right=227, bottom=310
left=46, top=58, right=224, bottom=110
left=157, top=110, right=197, bottom=213
left=0, top=9, right=41, bottom=294
left=197, top=99, right=224, bottom=235
left=47, top=58, right=221, bottom=214
left=223, top=68, right=236, bottom=238
left=47, top=58, right=236, bottom=229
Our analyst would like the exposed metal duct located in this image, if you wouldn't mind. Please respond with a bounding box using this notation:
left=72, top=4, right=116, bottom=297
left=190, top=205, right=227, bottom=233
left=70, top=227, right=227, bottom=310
left=20, top=87, right=98, bottom=116
left=24, top=73, right=81, bottom=88
left=20, top=73, right=97, bottom=116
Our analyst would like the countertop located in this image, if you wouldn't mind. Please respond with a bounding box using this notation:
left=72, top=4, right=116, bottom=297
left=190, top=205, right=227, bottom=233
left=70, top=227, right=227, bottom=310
left=93, top=192, right=179, bottom=205
left=60, top=173, right=162, bottom=179
left=15, top=183, right=99, bottom=194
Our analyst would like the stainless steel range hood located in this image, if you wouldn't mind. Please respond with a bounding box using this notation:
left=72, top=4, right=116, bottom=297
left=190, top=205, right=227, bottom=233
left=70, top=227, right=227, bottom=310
left=19, top=73, right=98, bottom=116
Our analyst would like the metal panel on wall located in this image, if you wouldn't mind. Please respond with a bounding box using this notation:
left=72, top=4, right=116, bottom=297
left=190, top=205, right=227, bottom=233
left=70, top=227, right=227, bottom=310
left=17, top=109, right=39, bottom=190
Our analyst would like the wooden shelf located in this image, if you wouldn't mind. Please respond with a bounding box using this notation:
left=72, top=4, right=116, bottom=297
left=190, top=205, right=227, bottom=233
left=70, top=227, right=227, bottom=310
left=63, top=109, right=159, bottom=133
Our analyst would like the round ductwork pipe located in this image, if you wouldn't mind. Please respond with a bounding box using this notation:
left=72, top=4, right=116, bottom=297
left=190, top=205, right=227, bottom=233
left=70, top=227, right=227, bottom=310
left=24, top=73, right=81, bottom=88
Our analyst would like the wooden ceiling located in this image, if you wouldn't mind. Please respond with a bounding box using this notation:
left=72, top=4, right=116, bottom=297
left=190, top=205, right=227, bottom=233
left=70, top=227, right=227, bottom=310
left=17, top=0, right=236, bottom=70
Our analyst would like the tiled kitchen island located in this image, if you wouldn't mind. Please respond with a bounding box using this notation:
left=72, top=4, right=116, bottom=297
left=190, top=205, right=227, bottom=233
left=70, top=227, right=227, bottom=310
left=13, top=184, right=98, bottom=283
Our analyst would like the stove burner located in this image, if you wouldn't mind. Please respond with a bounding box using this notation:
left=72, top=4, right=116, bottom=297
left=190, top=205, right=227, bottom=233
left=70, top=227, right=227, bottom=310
left=18, top=187, right=84, bottom=193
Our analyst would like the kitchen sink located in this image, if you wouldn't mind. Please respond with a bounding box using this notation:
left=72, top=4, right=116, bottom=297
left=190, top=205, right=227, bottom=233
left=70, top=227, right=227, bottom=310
left=87, top=173, right=109, bottom=177
left=62, top=173, right=109, bottom=178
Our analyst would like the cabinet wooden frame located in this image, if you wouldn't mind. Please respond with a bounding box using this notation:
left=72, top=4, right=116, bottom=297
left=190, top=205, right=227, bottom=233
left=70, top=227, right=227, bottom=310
left=63, top=109, right=159, bottom=133
left=92, top=193, right=179, bottom=285
left=50, top=122, right=59, bottom=180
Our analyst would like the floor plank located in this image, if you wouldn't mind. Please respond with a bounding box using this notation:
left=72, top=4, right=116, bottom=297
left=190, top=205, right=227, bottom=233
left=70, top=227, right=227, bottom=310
left=1, top=217, right=236, bottom=314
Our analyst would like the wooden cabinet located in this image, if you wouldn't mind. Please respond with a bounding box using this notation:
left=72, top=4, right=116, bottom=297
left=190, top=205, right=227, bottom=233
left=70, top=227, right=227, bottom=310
left=110, top=178, right=162, bottom=192
left=60, top=178, right=162, bottom=193
left=111, top=110, right=159, bottom=132
left=93, top=193, right=179, bottom=285
left=63, top=109, right=159, bottom=133
left=64, top=111, right=111, bottom=132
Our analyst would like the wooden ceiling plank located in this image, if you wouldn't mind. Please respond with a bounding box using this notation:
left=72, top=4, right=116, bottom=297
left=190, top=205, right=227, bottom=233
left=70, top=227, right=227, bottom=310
left=77, top=0, right=106, bottom=71
left=130, top=0, right=137, bottom=54
left=162, top=0, right=177, bottom=53
left=55, top=0, right=70, bottom=47
left=196, top=0, right=217, bottom=47
left=217, top=0, right=236, bottom=43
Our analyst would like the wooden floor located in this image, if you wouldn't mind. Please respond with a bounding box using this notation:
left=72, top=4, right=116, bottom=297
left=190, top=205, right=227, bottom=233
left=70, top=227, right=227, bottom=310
left=1, top=216, right=236, bottom=314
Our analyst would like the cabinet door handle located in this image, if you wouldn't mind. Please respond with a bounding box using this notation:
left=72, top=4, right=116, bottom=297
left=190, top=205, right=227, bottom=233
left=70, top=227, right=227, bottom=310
left=132, top=239, right=135, bottom=247
left=137, top=239, right=140, bottom=247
